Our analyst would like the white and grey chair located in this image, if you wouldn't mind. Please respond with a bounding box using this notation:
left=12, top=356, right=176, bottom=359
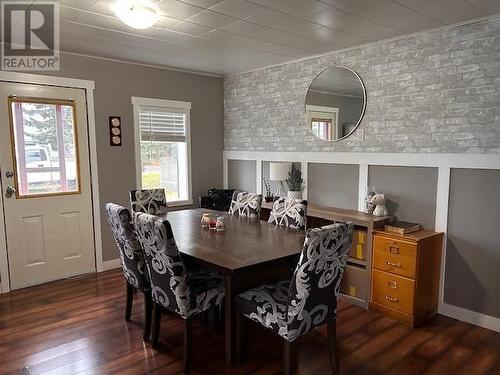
left=234, top=222, right=353, bottom=374
left=268, top=197, right=308, bottom=230
left=129, top=189, right=168, bottom=216
left=133, top=212, right=225, bottom=373
left=104, top=203, right=152, bottom=342
left=229, top=191, right=263, bottom=218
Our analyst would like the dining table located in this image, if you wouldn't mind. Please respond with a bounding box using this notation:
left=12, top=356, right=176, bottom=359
left=166, top=208, right=306, bottom=365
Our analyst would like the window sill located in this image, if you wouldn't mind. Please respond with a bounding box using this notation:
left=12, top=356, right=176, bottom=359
left=167, top=199, right=193, bottom=208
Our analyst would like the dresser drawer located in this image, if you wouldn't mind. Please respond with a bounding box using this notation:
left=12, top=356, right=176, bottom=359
left=372, top=269, right=415, bottom=314
left=373, top=235, right=417, bottom=278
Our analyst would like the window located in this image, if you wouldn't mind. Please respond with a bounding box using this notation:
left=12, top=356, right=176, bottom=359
left=132, top=97, right=192, bottom=206
left=306, top=105, right=339, bottom=141
left=8, top=97, right=80, bottom=198
left=311, top=118, right=332, bottom=140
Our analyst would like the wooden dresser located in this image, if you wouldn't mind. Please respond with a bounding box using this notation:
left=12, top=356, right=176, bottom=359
left=370, top=230, right=443, bottom=327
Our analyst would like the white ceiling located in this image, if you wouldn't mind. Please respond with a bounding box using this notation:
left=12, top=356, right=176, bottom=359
left=25, top=0, right=500, bottom=75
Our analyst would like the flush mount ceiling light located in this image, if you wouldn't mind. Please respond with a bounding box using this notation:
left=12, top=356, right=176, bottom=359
left=114, top=0, right=160, bottom=29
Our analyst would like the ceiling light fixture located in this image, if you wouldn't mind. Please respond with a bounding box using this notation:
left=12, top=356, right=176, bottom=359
left=114, top=0, right=160, bottom=29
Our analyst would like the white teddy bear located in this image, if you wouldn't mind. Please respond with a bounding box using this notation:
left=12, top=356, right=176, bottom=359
left=370, top=193, right=388, bottom=217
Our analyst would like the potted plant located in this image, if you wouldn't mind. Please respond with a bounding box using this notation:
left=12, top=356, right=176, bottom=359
left=262, top=177, right=274, bottom=202
left=286, top=165, right=303, bottom=199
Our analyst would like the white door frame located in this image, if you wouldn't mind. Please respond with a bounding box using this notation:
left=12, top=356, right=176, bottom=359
left=0, top=71, right=103, bottom=293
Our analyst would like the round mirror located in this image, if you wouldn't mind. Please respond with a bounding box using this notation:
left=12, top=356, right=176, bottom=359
left=305, top=66, right=366, bottom=141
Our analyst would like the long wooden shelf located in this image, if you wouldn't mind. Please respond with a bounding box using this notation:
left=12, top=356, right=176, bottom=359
left=261, top=201, right=392, bottom=309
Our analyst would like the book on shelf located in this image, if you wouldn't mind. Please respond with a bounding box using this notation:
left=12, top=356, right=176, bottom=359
left=384, top=221, right=421, bottom=235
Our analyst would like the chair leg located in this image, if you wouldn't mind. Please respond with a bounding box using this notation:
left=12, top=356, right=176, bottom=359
left=143, top=293, right=152, bottom=342
left=327, top=319, right=339, bottom=373
left=283, top=339, right=292, bottom=375
left=235, top=313, right=245, bottom=366
left=151, top=303, right=162, bottom=349
left=184, top=318, right=193, bottom=374
left=125, top=283, right=134, bottom=322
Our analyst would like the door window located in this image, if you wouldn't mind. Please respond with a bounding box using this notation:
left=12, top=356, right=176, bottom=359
left=8, top=97, right=81, bottom=197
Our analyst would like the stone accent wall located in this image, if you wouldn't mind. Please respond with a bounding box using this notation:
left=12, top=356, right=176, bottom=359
left=224, top=16, right=500, bottom=153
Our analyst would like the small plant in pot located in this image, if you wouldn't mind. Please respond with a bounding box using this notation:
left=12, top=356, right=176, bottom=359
left=286, top=165, right=303, bottom=200
left=262, top=177, right=274, bottom=202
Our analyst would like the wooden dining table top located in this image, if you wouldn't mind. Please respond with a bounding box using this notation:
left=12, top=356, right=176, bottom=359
left=165, top=208, right=305, bottom=274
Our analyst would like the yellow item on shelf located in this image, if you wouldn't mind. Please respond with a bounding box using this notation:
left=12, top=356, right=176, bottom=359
left=349, top=286, right=356, bottom=297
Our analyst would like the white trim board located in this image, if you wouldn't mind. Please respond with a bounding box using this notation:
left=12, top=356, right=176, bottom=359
left=131, top=96, right=194, bottom=208
left=0, top=71, right=103, bottom=292
left=223, top=150, right=500, bottom=333
left=100, top=259, right=122, bottom=272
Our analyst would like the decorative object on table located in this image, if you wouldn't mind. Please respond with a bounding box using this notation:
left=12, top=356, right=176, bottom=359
left=199, top=188, right=235, bottom=211
left=262, top=177, right=273, bottom=202
left=216, top=216, right=225, bottom=232
left=363, top=186, right=376, bottom=214
left=269, top=162, right=291, bottom=198
left=385, top=221, right=421, bottom=235
left=286, top=164, right=303, bottom=200
left=209, top=215, right=217, bottom=230
left=370, top=193, right=388, bottom=217
left=201, top=213, right=210, bottom=229
left=229, top=191, right=262, bottom=218
left=109, top=116, right=122, bottom=146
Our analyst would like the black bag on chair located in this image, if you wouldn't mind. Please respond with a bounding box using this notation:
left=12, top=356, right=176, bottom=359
left=199, top=188, right=235, bottom=212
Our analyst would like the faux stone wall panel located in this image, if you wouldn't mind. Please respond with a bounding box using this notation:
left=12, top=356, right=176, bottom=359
left=224, top=17, right=500, bottom=154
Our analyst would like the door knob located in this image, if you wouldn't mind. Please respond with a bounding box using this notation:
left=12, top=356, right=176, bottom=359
left=5, top=171, right=14, bottom=178
left=6, top=186, right=16, bottom=197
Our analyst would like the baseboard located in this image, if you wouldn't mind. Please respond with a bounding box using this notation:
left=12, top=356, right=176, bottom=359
left=98, top=259, right=122, bottom=272
left=439, top=302, right=500, bottom=333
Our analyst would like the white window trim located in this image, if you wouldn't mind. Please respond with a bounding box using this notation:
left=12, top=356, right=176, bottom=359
left=132, top=96, right=193, bottom=207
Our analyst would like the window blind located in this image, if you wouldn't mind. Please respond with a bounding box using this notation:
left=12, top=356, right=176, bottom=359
left=139, top=105, right=186, bottom=142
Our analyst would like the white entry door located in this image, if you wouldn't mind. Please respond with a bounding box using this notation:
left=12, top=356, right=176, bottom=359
left=0, top=82, right=95, bottom=290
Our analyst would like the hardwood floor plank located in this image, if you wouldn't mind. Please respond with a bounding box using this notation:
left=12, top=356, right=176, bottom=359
left=1, top=269, right=499, bottom=375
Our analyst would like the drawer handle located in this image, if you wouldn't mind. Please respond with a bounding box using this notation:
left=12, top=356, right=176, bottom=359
left=387, top=280, right=398, bottom=289
left=389, top=246, right=400, bottom=255
left=385, top=295, right=399, bottom=303
left=386, top=261, right=401, bottom=268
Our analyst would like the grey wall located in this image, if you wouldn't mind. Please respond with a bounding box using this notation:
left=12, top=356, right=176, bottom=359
left=38, top=53, right=224, bottom=261
left=227, top=159, right=256, bottom=192
left=224, top=17, right=500, bottom=153
left=445, top=169, right=500, bottom=318
left=306, top=91, right=364, bottom=129
left=308, top=163, right=359, bottom=209
left=368, top=166, right=438, bottom=230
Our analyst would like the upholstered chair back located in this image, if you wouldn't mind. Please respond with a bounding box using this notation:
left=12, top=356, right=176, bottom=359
left=229, top=191, right=263, bottom=218
left=104, top=203, right=149, bottom=292
left=268, top=197, right=308, bottom=230
left=133, top=212, right=191, bottom=316
left=129, top=189, right=168, bottom=216
left=285, top=222, right=353, bottom=341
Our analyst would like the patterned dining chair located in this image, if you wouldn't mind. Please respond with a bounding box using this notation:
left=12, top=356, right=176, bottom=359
left=268, top=197, right=308, bottom=230
left=133, top=212, right=225, bottom=373
left=104, top=203, right=152, bottom=342
left=129, top=189, right=168, bottom=216
left=234, top=222, right=353, bottom=375
left=229, top=191, right=263, bottom=218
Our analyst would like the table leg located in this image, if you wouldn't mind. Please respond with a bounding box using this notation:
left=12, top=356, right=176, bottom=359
left=224, top=274, right=235, bottom=365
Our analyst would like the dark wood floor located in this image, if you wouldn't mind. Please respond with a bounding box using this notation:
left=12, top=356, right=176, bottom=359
left=1, top=270, right=499, bottom=375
